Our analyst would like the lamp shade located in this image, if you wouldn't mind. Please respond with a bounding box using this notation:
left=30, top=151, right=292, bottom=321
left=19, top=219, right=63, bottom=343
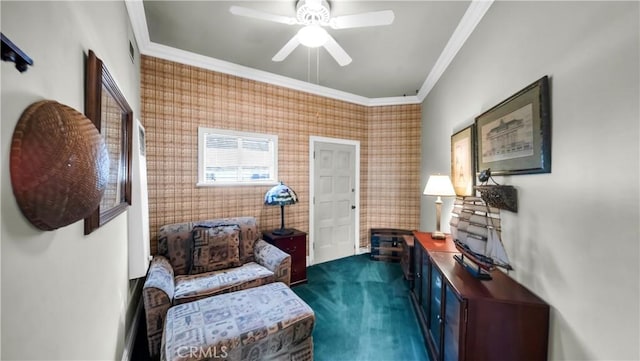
left=264, top=182, right=298, bottom=206
left=423, top=175, right=456, bottom=197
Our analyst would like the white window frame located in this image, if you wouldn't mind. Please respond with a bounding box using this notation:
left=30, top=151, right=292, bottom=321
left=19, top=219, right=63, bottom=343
left=197, top=127, right=278, bottom=186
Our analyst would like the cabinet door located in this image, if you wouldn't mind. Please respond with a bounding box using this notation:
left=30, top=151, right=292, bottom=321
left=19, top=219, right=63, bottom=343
left=412, top=243, right=422, bottom=295
left=443, top=283, right=464, bottom=361
left=427, top=264, right=443, bottom=360
left=420, top=247, right=430, bottom=316
left=288, top=234, right=307, bottom=284
left=272, top=234, right=299, bottom=256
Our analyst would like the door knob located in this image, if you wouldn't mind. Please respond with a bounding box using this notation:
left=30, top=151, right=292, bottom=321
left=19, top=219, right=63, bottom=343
left=351, top=205, right=356, bottom=209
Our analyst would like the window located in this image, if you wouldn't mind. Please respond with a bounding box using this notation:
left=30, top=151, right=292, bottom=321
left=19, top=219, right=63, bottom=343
left=197, top=127, right=278, bottom=186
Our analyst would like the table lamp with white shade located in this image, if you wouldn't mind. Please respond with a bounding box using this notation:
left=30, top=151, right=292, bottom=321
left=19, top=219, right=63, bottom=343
left=423, top=175, right=456, bottom=239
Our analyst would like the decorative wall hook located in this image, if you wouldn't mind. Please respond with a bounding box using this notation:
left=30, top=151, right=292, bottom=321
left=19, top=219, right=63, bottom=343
left=475, top=168, right=518, bottom=212
left=1, top=33, right=33, bottom=73
left=474, top=185, right=518, bottom=212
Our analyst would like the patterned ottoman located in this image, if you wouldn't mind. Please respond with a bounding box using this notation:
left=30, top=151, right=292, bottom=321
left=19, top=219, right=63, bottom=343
left=161, top=282, right=315, bottom=361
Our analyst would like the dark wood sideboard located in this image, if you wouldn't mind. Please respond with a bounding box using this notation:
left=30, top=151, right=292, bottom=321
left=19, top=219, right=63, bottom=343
left=410, top=231, right=550, bottom=361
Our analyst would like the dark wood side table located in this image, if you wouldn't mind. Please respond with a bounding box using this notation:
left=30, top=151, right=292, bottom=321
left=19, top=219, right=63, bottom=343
left=262, top=229, right=307, bottom=286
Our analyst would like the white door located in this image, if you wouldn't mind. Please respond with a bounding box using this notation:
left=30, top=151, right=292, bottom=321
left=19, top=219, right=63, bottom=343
left=312, top=140, right=358, bottom=264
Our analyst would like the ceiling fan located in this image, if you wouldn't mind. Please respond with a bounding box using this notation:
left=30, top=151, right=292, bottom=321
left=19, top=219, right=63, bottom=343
left=229, top=0, right=395, bottom=66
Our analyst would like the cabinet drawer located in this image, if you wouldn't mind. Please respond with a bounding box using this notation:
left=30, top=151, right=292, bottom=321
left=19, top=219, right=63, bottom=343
left=274, top=236, right=305, bottom=256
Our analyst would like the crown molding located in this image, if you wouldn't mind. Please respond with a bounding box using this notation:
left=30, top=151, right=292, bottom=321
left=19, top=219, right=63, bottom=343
left=417, top=0, right=494, bottom=100
left=125, top=0, right=492, bottom=107
left=368, top=95, right=421, bottom=107
left=125, top=0, right=151, bottom=49
left=144, top=42, right=377, bottom=106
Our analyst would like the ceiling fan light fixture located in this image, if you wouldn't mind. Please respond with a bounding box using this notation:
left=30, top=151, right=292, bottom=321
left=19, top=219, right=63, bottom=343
left=296, top=0, right=331, bottom=25
left=297, top=25, right=328, bottom=48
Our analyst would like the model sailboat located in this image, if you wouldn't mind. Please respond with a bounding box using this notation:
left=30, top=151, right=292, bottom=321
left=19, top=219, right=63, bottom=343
left=450, top=196, right=512, bottom=278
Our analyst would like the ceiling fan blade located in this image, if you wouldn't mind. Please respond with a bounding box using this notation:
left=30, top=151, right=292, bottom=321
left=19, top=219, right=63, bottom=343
left=329, top=10, right=395, bottom=29
left=272, top=36, right=301, bottom=62
left=229, top=6, right=297, bottom=25
left=323, top=34, right=352, bottom=66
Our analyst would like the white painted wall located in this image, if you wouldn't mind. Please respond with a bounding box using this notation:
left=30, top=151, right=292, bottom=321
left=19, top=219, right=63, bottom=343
left=1, top=1, right=140, bottom=359
left=421, top=1, right=639, bottom=360
left=128, top=119, right=151, bottom=280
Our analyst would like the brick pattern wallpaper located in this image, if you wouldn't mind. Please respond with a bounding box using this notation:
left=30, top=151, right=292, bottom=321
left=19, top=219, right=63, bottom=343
left=141, top=56, right=421, bottom=256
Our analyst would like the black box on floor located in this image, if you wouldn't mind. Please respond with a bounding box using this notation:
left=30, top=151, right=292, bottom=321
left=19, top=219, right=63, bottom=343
left=369, top=228, right=412, bottom=262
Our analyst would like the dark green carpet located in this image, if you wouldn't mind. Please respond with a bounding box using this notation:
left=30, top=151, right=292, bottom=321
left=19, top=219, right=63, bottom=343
left=292, top=254, right=430, bottom=361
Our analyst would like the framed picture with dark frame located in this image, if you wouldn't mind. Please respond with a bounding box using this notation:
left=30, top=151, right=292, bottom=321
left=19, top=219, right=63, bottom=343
left=475, top=76, right=551, bottom=176
left=84, top=50, right=133, bottom=235
left=451, top=125, right=475, bottom=196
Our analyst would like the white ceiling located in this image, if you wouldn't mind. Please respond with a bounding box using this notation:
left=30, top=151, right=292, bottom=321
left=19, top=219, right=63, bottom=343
left=126, top=0, right=493, bottom=106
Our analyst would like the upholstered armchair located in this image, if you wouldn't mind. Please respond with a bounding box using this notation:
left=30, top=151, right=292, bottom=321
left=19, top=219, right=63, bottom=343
left=142, top=216, right=291, bottom=359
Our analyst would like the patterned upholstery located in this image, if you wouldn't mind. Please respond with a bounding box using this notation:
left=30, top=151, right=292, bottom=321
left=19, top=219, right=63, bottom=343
left=158, top=217, right=261, bottom=276
left=173, top=262, right=275, bottom=305
left=161, top=282, right=315, bottom=361
left=191, top=225, right=241, bottom=274
left=143, top=256, right=175, bottom=358
left=195, top=217, right=261, bottom=264
left=254, top=239, right=292, bottom=285
left=144, top=217, right=292, bottom=359
left=157, top=222, right=195, bottom=276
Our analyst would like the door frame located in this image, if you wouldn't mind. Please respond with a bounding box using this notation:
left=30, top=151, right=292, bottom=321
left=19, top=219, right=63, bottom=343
left=308, top=136, right=360, bottom=266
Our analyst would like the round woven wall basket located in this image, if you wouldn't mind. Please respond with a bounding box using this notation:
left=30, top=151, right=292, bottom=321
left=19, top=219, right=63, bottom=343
left=10, top=100, right=109, bottom=231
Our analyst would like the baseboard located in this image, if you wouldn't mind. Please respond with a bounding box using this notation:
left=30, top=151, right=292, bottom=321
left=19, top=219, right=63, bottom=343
left=121, top=279, right=145, bottom=361
left=358, top=246, right=370, bottom=255
left=307, top=248, right=370, bottom=266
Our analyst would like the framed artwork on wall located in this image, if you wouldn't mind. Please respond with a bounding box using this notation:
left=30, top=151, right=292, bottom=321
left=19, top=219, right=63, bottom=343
left=84, top=50, right=133, bottom=235
left=475, top=76, right=551, bottom=175
left=451, top=125, right=476, bottom=196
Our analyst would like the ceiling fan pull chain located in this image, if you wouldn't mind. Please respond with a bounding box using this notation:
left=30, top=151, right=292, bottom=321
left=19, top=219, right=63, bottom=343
left=307, top=47, right=311, bottom=83
left=316, top=48, right=320, bottom=85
